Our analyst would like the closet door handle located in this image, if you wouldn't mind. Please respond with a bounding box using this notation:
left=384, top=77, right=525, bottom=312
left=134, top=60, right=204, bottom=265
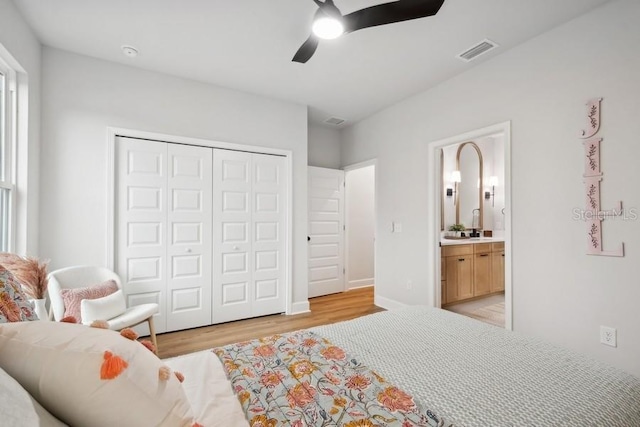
left=479, top=254, right=489, bottom=257
left=185, top=248, right=192, bottom=253
left=233, top=246, right=240, bottom=251
left=458, top=258, right=465, bottom=262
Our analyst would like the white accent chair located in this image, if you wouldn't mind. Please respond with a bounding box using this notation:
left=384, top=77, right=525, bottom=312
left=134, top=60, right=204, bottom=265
left=47, top=265, right=159, bottom=352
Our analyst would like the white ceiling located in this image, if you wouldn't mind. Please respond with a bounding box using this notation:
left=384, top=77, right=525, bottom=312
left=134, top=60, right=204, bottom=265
left=13, top=0, right=610, bottom=127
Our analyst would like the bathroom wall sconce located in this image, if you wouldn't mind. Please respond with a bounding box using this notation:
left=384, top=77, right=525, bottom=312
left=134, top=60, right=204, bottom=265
left=449, top=170, right=461, bottom=202
left=484, top=176, right=498, bottom=206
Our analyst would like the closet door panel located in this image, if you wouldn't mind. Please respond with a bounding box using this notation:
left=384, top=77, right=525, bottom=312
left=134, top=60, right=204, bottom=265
left=213, top=149, right=253, bottom=323
left=115, top=137, right=167, bottom=333
left=252, top=154, right=286, bottom=317
left=166, top=144, right=213, bottom=331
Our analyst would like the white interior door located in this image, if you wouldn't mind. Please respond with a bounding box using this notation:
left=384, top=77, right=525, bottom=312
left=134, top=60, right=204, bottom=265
left=166, top=143, right=213, bottom=331
left=213, top=149, right=253, bottom=323
left=308, top=166, right=344, bottom=298
left=252, top=154, right=286, bottom=317
left=116, top=137, right=213, bottom=333
left=116, top=137, right=168, bottom=333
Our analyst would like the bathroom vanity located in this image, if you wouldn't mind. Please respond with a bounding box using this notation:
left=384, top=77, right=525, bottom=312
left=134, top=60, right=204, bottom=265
left=440, top=238, right=504, bottom=306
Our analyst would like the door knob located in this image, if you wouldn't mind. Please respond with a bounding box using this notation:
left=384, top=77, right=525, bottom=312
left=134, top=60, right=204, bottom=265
left=185, top=248, right=192, bottom=253
left=233, top=246, right=239, bottom=250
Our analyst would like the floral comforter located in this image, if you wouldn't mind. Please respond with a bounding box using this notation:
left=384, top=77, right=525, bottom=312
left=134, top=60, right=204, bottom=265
left=214, top=330, right=450, bottom=427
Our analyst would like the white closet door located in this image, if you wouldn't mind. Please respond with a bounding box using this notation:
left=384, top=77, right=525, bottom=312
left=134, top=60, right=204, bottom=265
left=308, top=166, right=345, bottom=298
left=252, top=154, right=286, bottom=317
left=166, top=144, right=213, bottom=331
left=213, top=149, right=253, bottom=323
left=212, top=150, right=286, bottom=323
left=116, top=137, right=167, bottom=333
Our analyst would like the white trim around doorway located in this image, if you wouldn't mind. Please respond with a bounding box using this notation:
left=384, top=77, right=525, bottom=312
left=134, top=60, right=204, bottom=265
left=427, top=122, right=513, bottom=330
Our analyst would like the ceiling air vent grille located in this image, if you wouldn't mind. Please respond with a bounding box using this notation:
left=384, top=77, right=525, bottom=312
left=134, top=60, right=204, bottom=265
left=457, top=39, right=498, bottom=62
left=325, top=117, right=346, bottom=126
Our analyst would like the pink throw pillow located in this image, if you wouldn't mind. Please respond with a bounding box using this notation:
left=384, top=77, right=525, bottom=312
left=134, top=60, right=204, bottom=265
left=60, top=280, right=118, bottom=323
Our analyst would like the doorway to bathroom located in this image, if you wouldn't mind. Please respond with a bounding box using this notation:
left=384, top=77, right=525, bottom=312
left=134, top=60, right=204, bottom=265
left=430, top=122, right=512, bottom=330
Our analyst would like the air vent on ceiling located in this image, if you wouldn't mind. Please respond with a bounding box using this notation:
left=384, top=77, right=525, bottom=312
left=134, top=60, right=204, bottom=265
left=324, top=117, right=346, bottom=126
left=457, top=39, right=498, bottom=62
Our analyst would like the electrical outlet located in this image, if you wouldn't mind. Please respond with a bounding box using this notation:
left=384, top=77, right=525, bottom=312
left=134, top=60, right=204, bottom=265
left=406, top=280, right=412, bottom=290
left=600, top=326, right=617, bottom=347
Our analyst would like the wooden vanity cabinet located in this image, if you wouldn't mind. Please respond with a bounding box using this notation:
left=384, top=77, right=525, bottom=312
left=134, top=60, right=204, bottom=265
left=473, top=244, right=492, bottom=296
left=443, top=245, right=473, bottom=303
left=442, top=241, right=505, bottom=306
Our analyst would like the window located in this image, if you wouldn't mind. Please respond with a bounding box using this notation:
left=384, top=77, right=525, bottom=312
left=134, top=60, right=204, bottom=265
left=0, top=61, right=16, bottom=252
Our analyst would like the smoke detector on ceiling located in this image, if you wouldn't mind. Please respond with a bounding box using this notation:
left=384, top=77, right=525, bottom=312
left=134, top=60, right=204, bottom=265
left=456, top=39, right=498, bottom=62
left=121, top=45, right=139, bottom=58
left=324, top=117, right=346, bottom=126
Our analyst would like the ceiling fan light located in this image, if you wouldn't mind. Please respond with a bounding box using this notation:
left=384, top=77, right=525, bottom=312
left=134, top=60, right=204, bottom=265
left=312, top=17, right=344, bottom=40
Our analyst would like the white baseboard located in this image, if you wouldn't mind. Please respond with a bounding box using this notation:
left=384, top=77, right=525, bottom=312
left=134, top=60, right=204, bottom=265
left=347, top=278, right=374, bottom=290
left=289, top=300, right=310, bottom=315
left=374, top=294, right=408, bottom=311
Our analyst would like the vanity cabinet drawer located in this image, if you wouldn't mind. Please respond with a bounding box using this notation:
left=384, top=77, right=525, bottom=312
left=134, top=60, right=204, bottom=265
left=474, top=243, right=492, bottom=254
left=442, top=244, right=473, bottom=257
left=491, top=242, right=505, bottom=251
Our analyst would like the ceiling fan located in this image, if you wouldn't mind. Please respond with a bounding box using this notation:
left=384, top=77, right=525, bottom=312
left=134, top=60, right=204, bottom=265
left=292, top=0, right=446, bottom=63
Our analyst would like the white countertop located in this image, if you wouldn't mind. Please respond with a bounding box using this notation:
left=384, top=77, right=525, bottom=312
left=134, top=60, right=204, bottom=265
left=440, top=236, right=505, bottom=246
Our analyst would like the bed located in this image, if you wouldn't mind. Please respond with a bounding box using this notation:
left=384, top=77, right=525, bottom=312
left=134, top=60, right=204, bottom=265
left=166, top=306, right=640, bottom=426
left=2, top=306, right=639, bottom=426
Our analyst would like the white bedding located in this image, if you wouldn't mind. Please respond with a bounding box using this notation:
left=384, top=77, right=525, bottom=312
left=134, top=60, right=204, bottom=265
left=166, top=307, right=640, bottom=426
left=164, top=350, right=248, bottom=427
left=313, top=307, right=640, bottom=426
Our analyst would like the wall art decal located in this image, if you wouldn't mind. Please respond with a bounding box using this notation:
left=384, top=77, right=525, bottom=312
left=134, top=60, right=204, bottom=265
left=580, top=98, right=602, bottom=139
left=579, top=99, right=624, bottom=257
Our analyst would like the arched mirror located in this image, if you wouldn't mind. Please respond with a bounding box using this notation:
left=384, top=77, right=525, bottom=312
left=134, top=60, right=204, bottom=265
left=455, top=142, right=483, bottom=230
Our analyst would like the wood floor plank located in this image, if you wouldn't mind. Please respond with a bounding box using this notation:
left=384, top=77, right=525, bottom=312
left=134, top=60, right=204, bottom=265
left=157, top=287, right=383, bottom=359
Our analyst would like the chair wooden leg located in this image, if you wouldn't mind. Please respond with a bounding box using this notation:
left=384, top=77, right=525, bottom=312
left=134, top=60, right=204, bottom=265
left=147, top=316, right=158, bottom=354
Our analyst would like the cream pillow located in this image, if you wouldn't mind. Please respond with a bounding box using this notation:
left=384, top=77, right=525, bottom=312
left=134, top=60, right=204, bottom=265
left=80, top=289, right=127, bottom=325
left=0, top=366, right=39, bottom=427
left=0, top=321, right=198, bottom=427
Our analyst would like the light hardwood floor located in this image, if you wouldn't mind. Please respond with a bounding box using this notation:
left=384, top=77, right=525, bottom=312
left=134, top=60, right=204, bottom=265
left=445, top=292, right=505, bottom=328
left=157, top=287, right=383, bottom=359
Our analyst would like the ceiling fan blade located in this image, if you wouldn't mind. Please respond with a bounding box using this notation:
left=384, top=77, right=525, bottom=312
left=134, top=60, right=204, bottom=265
left=292, top=35, right=320, bottom=63
left=343, top=0, right=445, bottom=33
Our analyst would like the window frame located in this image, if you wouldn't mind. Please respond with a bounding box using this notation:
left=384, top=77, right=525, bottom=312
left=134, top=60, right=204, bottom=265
left=0, top=59, right=17, bottom=253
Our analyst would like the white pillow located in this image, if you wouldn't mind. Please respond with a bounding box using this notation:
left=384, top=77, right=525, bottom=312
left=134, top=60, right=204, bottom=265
left=0, top=366, right=39, bottom=427
left=0, top=321, right=198, bottom=427
left=80, top=289, right=127, bottom=324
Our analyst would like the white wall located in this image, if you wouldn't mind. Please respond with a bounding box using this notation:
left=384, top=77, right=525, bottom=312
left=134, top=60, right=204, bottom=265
left=345, top=165, right=375, bottom=288
left=0, top=0, right=41, bottom=255
left=341, top=0, right=640, bottom=376
left=39, top=48, right=310, bottom=309
left=308, top=123, right=341, bottom=169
